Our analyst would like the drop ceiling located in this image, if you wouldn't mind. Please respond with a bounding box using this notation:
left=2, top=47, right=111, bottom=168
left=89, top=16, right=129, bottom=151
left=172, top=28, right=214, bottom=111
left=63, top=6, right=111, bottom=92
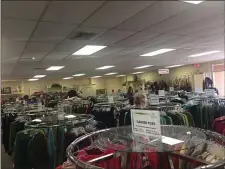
left=2, top=1, right=224, bottom=80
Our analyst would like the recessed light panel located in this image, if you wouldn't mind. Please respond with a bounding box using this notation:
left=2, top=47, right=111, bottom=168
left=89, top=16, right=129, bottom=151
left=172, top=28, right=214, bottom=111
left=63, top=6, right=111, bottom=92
left=33, top=75, right=46, bottom=78
left=116, top=75, right=125, bottom=77
left=63, top=77, right=73, bottom=80
left=140, top=49, right=175, bottom=57
left=72, top=45, right=107, bottom=55
left=46, top=66, right=65, bottom=71
left=105, top=72, right=118, bottom=75
left=73, top=74, right=85, bottom=77
left=132, top=72, right=144, bottom=74
left=134, top=65, right=153, bottom=69
left=96, top=66, right=115, bottom=70
left=184, top=1, right=203, bottom=4
left=91, top=76, right=102, bottom=78
left=165, top=65, right=184, bottom=68
left=188, top=51, right=220, bottom=58
left=28, top=79, right=39, bottom=81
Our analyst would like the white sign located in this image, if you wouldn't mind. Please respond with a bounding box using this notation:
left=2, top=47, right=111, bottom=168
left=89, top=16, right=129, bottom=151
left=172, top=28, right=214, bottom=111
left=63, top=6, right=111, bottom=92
left=131, top=109, right=161, bottom=140
left=149, top=94, right=159, bottom=105
left=158, top=69, right=169, bottom=75
left=158, top=90, right=165, bottom=97
left=107, top=96, right=114, bottom=103
left=204, top=89, right=215, bottom=96
left=169, top=87, right=174, bottom=91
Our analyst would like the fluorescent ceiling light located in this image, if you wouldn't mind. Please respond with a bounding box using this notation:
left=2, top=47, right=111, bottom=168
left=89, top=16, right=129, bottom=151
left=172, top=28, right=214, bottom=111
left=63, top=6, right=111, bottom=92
left=96, top=65, right=115, bottom=70
left=165, top=65, right=184, bottom=68
left=46, top=66, right=65, bottom=71
left=63, top=77, right=73, bottom=80
left=116, top=75, right=125, bottom=77
left=132, top=72, right=144, bottom=74
left=72, top=45, right=107, bottom=55
left=184, top=1, right=203, bottom=4
left=65, top=115, right=76, bottom=118
left=32, top=119, right=42, bottom=122
left=140, top=49, right=175, bottom=57
left=33, top=75, right=46, bottom=78
left=91, top=76, right=102, bottom=78
left=28, top=79, right=39, bottom=81
left=105, top=72, right=118, bottom=75
left=73, top=73, right=85, bottom=77
left=188, top=51, right=220, bottom=58
left=134, top=65, right=153, bottom=69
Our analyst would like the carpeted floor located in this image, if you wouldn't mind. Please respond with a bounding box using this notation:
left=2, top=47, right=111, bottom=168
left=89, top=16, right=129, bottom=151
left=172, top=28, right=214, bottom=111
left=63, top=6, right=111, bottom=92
left=1, top=145, right=13, bottom=169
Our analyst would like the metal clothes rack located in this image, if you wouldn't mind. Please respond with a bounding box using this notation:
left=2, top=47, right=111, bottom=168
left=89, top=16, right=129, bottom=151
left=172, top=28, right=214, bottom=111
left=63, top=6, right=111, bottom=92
left=67, top=126, right=225, bottom=169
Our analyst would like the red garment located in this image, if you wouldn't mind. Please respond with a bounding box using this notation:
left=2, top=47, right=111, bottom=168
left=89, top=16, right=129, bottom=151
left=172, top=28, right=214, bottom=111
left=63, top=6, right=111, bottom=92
left=77, top=148, right=120, bottom=169
left=55, top=165, right=62, bottom=169
left=212, top=116, right=225, bottom=129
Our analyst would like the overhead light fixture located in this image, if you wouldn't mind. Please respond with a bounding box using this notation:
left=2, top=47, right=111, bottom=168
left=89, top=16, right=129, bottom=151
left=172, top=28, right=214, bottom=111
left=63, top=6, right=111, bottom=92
left=73, top=74, right=85, bottom=77
left=134, top=65, right=153, bottom=69
left=63, top=77, right=73, bottom=80
left=65, top=115, right=76, bottom=118
left=188, top=51, right=220, bottom=58
left=183, top=1, right=203, bottom=4
left=46, top=66, right=65, bottom=71
left=165, top=65, right=184, bottom=68
left=72, top=45, right=107, bottom=55
left=28, top=79, right=39, bottom=81
left=140, top=48, right=175, bottom=57
left=132, top=72, right=144, bottom=74
left=116, top=75, right=126, bottom=77
left=105, top=72, right=118, bottom=75
left=33, top=75, right=46, bottom=78
left=96, top=65, right=115, bottom=70
left=91, top=76, right=102, bottom=78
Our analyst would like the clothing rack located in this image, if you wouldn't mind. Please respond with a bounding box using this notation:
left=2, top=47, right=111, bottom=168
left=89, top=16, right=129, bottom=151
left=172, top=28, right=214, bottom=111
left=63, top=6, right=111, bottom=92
left=67, top=126, right=225, bottom=169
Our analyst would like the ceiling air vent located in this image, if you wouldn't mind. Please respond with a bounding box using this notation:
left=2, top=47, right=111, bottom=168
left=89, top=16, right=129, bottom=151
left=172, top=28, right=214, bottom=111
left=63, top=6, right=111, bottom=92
left=33, top=68, right=46, bottom=70
left=68, top=31, right=97, bottom=40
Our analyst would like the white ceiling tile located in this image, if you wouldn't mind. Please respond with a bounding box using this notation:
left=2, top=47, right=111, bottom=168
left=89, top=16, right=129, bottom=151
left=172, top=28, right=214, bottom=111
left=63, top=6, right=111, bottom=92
left=30, top=22, right=77, bottom=42
left=136, top=34, right=180, bottom=48
left=170, top=13, right=224, bottom=35
left=116, top=1, right=191, bottom=31
left=93, top=29, right=135, bottom=45
left=43, top=1, right=104, bottom=24
left=83, top=1, right=154, bottom=28
left=54, top=39, right=88, bottom=53
left=2, top=19, right=37, bottom=41
left=2, top=1, right=48, bottom=20
left=149, top=6, right=223, bottom=34
left=44, top=51, right=72, bottom=60
left=22, top=42, right=55, bottom=61
left=2, top=40, right=26, bottom=58
left=115, top=29, right=159, bottom=47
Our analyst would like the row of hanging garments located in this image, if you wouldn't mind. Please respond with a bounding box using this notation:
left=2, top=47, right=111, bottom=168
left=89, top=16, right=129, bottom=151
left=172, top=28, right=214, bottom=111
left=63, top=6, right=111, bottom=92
left=184, top=97, right=225, bottom=130
left=12, top=114, right=95, bottom=169
left=63, top=99, right=91, bottom=114
left=121, top=104, right=195, bottom=127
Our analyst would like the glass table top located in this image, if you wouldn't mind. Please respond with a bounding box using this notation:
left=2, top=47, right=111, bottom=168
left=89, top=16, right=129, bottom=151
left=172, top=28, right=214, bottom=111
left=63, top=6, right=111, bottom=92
left=92, top=126, right=207, bottom=153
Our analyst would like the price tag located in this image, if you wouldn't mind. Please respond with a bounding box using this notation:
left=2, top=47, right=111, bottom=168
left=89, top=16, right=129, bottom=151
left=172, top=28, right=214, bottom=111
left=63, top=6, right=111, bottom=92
left=169, top=87, right=174, bottom=91
left=149, top=94, right=159, bottom=105
left=204, top=89, right=215, bottom=96
left=108, top=96, right=114, bottom=103
left=131, top=109, right=161, bottom=140
left=158, top=90, right=165, bottom=97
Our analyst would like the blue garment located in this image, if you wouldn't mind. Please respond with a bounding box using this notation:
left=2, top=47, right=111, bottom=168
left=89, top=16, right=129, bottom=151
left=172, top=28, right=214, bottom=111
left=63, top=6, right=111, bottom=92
left=42, top=128, right=56, bottom=169
left=56, top=126, right=65, bottom=165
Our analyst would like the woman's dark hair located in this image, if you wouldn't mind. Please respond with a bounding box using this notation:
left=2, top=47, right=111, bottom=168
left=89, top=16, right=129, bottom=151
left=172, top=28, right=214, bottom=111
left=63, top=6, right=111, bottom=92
left=23, top=95, right=29, bottom=100
left=68, top=90, right=78, bottom=98
left=127, top=86, right=133, bottom=94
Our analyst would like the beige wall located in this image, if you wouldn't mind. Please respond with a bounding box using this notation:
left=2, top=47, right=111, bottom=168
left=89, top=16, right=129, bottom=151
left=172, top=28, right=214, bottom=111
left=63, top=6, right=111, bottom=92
left=2, top=60, right=223, bottom=96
